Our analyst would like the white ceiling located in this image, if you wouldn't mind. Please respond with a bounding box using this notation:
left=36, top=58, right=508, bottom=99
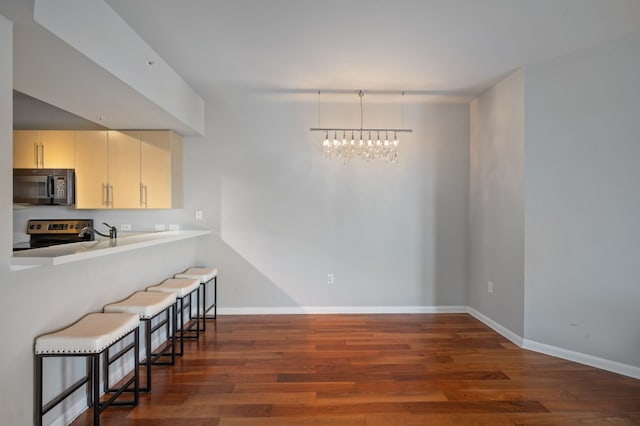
left=2, top=0, right=640, bottom=130
left=105, top=0, right=640, bottom=101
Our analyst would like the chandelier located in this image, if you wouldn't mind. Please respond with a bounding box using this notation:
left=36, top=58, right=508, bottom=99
left=310, top=90, right=412, bottom=163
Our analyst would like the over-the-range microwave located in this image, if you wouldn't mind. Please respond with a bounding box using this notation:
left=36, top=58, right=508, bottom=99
left=13, top=168, right=75, bottom=206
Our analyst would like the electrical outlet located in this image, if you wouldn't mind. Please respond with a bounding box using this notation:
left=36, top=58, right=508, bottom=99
left=168, top=224, right=179, bottom=231
left=120, top=224, right=132, bottom=231
left=195, top=210, right=203, bottom=220
left=327, top=273, right=334, bottom=284
left=154, top=224, right=166, bottom=231
left=488, top=281, right=494, bottom=294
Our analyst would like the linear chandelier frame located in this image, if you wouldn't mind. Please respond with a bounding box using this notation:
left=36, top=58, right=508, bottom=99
left=309, top=90, right=412, bottom=163
left=309, top=127, right=412, bottom=133
left=309, top=90, right=412, bottom=134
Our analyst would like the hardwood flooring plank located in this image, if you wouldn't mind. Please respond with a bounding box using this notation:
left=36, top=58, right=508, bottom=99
left=316, top=389, right=449, bottom=404
left=185, top=391, right=317, bottom=405
left=406, top=400, right=549, bottom=414
left=128, top=404, right=272, bottom=419
left=233, top=382, right=357, bottom=394
left=219, top=417, right=366, bottom=426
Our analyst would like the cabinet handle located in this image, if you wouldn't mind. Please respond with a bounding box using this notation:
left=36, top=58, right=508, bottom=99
left=104, top=184, right=113, bottom=207
left=40, top=144, right=44, bottom=168
left=139, top=183, right=148, bottom=208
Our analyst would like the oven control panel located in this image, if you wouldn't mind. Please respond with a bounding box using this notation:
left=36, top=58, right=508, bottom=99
left=27, top=219, right=94, bottom=235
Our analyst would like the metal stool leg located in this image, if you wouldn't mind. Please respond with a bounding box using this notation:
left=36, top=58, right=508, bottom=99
left=35, top=355, right=43, bottom=426
left=213, top=276, right=217, bottom=319
left=92, top=353, right=100, bottom=426
left=86, top=357, right=93, bottom=408
left=144, top=318, right=152, bottom=391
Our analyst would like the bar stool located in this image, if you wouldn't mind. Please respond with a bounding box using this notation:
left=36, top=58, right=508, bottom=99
left=34, top=313, right=140, bottom=426
left=147, top=278, right=200, bottom=356
left=174, top=267, right=218, bottom=332
left=103, top=291, right=177, bottom=392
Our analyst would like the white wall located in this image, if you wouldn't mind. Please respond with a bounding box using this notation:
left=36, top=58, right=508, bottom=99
left=524, top=32, right=640, bottom=368
left=188, top=94, right=470, bottom=312
left=1, top=15, right=13, bottom=262
left=469, top=69, right=525, bottom=337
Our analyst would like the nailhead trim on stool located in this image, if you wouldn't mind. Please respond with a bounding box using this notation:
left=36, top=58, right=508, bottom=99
left=147, top=278, right=201, bottom=356
left=104, top=292, right=177, bottom=392
left=34, top=313, right=140, bottom=426
left=175, top=267, right=218, bottom=330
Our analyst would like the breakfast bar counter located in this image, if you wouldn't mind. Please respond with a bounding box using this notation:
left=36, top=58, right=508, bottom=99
left=10, top=230, right=210, bottom=269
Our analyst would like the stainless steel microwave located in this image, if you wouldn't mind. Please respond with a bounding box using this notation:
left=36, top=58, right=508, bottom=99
left=13, top=168, right=75, bottom=205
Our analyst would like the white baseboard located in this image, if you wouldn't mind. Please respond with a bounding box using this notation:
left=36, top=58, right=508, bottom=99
left=467, top=307, right=640, bottom=380
left=522, top=338, right=640, bottom=379
left=218, top=305, right=469, bottom=315
left=467, top=307, right=524, bottom=346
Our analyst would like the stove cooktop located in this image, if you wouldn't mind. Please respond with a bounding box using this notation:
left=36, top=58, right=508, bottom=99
left=13, top=219, right=95, bottom=252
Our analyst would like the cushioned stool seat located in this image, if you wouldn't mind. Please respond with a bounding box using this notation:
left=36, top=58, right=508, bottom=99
left=35, top=313, right=140, bottom=426
left=147, top=278, right=201, bottom=356
left=35, top=313, right=139, bottom=354
left=175, top=267, right=219, bottom=330
left=104, top=292, right=177, bottom=391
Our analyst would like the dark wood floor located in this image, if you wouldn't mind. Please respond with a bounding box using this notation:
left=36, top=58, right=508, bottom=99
left=71, top=314, right=640, bottom=425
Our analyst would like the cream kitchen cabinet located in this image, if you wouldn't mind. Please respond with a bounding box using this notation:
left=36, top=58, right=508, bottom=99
left=139, top=130, right=183, bottom=209
left=74, top=131, right=109, bottom=209
left=108, top=131, right=142, bottom=208
left=75, top=130, right=139, bottom=209
left=13, top=130, right=75, bottom=169
left=75, top=130, right=182, bottom=209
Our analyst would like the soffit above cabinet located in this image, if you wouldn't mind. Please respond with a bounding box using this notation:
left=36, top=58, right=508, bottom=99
left=13, top=91, right=106, bottom=130
left=1, top=0, right=204, bottom=136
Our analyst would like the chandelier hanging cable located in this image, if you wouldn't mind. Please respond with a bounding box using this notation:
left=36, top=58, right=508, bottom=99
left=310, top=90, right=412, bottom=163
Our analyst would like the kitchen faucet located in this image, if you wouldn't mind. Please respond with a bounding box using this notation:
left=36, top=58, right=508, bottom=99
left=78, top=222, right=117, bottom=240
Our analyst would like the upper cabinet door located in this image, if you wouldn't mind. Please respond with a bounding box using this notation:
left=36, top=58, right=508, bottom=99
left=107, top=131, right=141, bottom=209
left=14, top=130, right=75, bottom=169
left=139, top=130, right=182, bottom=209
left=40, top=130, right=75, bottom=169
left=75, top=131, right=109, bottom=209
left=13, top=130, right=41, bottom=168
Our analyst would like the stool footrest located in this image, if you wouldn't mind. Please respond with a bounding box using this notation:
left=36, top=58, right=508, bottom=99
left=42, top=375, right=89, bottom=416
left=149, top=340, right=175, bottom=364
left=103, top=374, right=137, bottom=403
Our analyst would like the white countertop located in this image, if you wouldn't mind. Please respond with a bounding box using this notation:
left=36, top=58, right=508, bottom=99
left=10, top=230, right=210, bottom=269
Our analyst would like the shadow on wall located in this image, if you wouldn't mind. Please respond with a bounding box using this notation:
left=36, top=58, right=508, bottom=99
left=195, top=235, right=299, bottom=311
